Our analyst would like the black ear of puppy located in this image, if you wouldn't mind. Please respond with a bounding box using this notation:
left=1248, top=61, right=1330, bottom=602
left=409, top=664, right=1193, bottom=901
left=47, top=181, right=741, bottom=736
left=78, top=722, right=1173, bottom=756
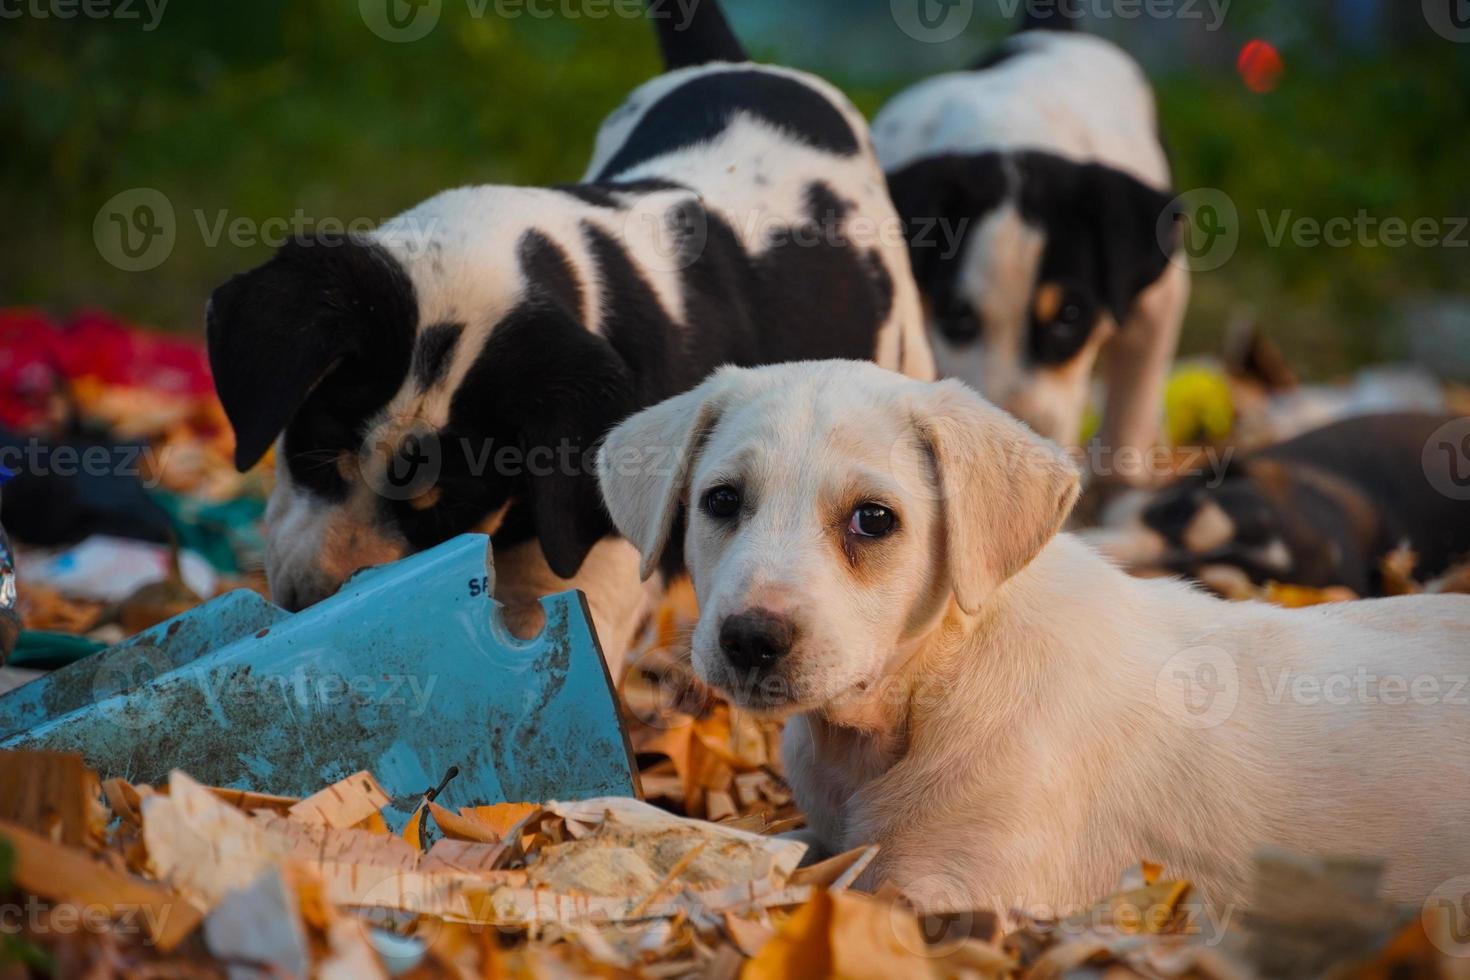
left=1081, top=164, right=1179, bottom=323
left=521, top=340, right=637, bottom=580
left=452, top=304, right=638, bottom=581
left=885, top=153, right=1008, bottom=283
left=206, top=234, right=417, bottom=471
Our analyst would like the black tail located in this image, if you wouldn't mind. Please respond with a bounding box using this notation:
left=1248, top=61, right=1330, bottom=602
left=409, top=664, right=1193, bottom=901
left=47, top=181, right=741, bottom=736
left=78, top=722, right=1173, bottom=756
left=1019, top=0, right=1082, bottom=31
left=652, top=0, right=747, bottom=70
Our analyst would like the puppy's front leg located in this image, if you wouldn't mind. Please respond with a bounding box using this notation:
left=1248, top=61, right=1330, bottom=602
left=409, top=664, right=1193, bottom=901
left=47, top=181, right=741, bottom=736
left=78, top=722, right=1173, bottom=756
left=1097, top=262, right=1190, bottom=486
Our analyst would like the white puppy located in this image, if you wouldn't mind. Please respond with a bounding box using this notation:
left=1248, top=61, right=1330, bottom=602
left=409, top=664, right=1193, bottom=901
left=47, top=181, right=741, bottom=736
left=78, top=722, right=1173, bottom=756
left=597, top=360, right=1470, bottom=912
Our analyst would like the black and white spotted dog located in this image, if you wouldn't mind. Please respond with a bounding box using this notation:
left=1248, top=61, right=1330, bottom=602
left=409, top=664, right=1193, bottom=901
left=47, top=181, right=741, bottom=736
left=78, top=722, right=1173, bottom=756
left=875, top=2, right=1186, bottom=487
left=206, top=1, right=932, bottom=673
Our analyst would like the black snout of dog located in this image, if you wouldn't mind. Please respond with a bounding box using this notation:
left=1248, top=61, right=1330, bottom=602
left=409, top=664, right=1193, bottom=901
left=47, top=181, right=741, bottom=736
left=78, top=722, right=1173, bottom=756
left=719, top=609, right=798, bottom=671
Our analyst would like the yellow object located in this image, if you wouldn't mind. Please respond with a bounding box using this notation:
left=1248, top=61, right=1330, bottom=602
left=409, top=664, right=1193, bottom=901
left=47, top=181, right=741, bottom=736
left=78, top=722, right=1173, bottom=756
left=1164, top=366, right=1235, bottom=447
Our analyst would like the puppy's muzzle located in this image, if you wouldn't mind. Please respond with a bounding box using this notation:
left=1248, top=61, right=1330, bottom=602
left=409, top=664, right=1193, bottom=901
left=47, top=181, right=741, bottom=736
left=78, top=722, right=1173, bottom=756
left=718, top=609, right=798, bottom=672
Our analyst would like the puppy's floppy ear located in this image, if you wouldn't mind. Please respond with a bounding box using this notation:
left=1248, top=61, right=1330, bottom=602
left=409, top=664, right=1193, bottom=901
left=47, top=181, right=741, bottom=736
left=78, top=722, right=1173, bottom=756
left=206, top=234, right=417, bottom=471
left=451, top=307, right=637, bottom=582
left=916, top=380, right=1080, bottom=614
left=885, top=153, right=1008, bottom=283
left=1081, top=164, right=1178, bottom=323
left=596, top=369, right=741, bottom=580
left=520, top=335, right=636, bottom=581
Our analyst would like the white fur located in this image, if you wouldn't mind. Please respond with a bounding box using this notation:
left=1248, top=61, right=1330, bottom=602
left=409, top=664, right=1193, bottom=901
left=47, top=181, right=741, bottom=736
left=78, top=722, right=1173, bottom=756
left=598, top=361, right=1470, bottom=912
left=872, top=32, right=1168, bottom=189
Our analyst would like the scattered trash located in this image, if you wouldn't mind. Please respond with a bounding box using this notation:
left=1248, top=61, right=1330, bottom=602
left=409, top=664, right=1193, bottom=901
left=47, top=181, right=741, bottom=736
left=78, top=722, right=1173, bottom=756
left=0, top=533, right=637, bottom=826
left=22, top=535, right=218, bottom=603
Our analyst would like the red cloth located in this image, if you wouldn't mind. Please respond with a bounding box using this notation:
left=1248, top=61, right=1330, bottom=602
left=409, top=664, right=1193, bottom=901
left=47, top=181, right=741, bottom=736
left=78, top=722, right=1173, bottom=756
left=0, top=308, right=212, bottom=430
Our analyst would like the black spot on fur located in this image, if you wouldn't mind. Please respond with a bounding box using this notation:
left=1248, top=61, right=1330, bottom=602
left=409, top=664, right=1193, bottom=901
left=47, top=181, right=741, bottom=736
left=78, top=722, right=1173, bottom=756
left=593, top=70, right=860, bottom=181
left=580, top=222, right=699, bottom=402
left=206, top=234, right=417, bottom=485
left=518, top=229, right=585, bottom=323
left=805, top=181, right=854, bottom=226
left=412, top=322, right=464, bottom=391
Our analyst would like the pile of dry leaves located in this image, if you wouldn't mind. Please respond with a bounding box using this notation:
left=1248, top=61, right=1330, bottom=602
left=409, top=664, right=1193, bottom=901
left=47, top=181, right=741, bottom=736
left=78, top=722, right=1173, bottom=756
left=2, top=746, right=1463, bottom=978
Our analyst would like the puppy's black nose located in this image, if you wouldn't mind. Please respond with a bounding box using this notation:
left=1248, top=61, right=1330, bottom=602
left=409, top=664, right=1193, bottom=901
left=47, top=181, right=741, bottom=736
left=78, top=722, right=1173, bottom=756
left=719, top=609, right=797, bottom=671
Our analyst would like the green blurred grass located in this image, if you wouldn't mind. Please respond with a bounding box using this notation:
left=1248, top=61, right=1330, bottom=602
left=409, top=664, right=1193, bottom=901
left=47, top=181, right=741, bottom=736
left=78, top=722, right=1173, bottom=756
left=2, top=1, right=1467, bottom=379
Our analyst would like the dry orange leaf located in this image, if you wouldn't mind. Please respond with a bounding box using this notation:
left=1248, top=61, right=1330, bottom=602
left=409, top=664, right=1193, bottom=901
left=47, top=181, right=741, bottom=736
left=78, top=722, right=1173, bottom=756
left=743, top=889, right=930, bottom=980
left=0, top=750, right=106, bottom=848
left=287, top=770, right=390, bottom=828
left=0, top=818, right=203, bottom=951
left=458, top=801, right=540, bottom=838
left=426, top=800, right=504, bottom=844
left=1265, top=582, right=1358, bottom=608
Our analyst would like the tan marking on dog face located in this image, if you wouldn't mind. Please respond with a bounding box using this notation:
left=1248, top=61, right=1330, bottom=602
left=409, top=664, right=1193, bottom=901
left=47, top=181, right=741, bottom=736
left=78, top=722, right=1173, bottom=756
left=1033, top=282, right=1064, bottom=325
left=408, top=485, right=443, bottom=511
left=1182, top=499, right=1236, bottom=554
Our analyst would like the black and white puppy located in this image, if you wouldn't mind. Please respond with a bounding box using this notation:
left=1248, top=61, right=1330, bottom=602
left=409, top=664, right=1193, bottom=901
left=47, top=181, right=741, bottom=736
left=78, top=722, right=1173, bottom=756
left=875, top=5, right=1186, bottom=480
left=1093, top=413, right=1470, bottom=596
left=205, top=2, right=932, bottom=674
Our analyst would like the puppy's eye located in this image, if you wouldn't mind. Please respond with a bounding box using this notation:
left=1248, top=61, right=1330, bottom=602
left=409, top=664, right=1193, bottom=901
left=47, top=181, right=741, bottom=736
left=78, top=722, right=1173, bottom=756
left=702, top=485, right=741, bottom=520
left=847, top=503, right=896, bottom=538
